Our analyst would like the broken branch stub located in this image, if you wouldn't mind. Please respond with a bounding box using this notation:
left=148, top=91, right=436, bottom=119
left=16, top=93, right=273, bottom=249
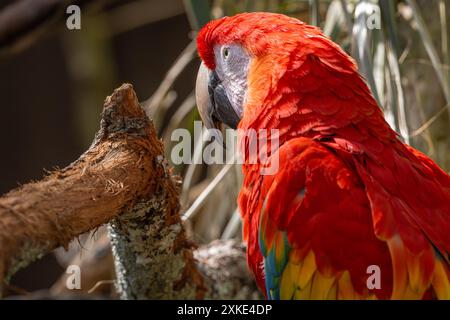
left=0, top=84, right=205, bottom=298
left=0, top=83, right=259, bottom=300
left=0, top=83, right=153, bottom=280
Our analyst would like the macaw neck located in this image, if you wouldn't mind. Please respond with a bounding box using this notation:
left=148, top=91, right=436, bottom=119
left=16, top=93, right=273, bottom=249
left=237, top=90, right=398, bottom=170
left=238, top=49, right=398, bottom=169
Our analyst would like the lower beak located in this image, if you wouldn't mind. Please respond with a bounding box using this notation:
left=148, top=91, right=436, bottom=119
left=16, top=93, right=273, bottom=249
left=195, top=62, right=241, bottom=130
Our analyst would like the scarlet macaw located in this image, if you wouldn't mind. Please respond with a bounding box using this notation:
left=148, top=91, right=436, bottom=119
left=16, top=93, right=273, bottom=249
left=195, top=12, right=449, bottom=299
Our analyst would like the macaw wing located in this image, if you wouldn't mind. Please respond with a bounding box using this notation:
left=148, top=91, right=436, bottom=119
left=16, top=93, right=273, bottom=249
left=256, top=137, right=449, bottom=300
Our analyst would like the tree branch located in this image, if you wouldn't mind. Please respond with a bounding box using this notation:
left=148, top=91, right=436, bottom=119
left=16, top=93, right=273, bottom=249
left=0, top=83, right=189, bottom=286
left=0, top=83, right=258, bottom=299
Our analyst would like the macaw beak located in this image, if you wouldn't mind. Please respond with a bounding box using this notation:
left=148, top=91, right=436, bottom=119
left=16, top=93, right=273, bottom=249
left=195, top=62, right=241, bottom=130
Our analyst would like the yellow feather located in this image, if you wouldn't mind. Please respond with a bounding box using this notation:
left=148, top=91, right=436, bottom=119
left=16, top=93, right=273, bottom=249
left=310, top=271, right=335, bottom=300
left=432, top=259, right=450, bottom=300
left=280, top=262, right=297, bottom=299
left=387, top=236, right=408, bottom=299
left=288, top=261, right=302, bottom=282
left=294, top=276, right=312, bottom=300
left=406, top=254, right=422, bottom=292
left=297, top=250, right=316, bottom=289
left=326, top=283, right=337, bottom=300
left=402, top=284, right=423, bottom=300
left=405, top=250, right=433, bottom=297
left=337, top=271, right=356, bottom=300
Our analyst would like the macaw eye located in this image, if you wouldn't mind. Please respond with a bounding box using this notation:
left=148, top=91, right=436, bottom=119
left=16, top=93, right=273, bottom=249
left=222, top=47, right=230, bottom=60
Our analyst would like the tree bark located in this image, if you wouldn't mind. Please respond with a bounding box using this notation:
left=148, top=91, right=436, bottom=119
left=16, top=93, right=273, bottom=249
left=0, top=83, right=167, bottom=284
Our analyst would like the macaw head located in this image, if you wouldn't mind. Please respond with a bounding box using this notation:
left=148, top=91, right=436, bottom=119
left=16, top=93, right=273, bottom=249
left=195, top=12, right=391, bottom=143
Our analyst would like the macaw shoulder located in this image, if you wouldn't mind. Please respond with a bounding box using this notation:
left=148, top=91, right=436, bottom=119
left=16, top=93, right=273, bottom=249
left=257, top=136, right=369, bottom=242
left=255, top=137, right=396, bottom=299
left=260, top=137, right=360, bottom=203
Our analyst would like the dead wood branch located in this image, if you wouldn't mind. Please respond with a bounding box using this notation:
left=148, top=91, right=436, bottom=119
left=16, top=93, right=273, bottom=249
left=0, top=83, right=202, bottom=295
left=195, top=240, right=261, bottom=299
left=0, top=83, right=257, bottom=299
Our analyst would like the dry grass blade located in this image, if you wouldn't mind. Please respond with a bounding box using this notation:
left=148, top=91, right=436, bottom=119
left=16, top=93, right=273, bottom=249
left=221, top=208, right=241, bottom=240
left=309, top=0, right=320, bottom=26
left=323, top=0, right=345, bottom=38
left=380, top=0, right=409, bottom=142
left=439, top=0, right=450, bottom=102
left=181, top=129, right=210, bottom=206
left=182, top=162, right=235, bottom=221
left=339, top=0, right=354, bottom=34
left=373, top=40, right=386, bottom=105
left=409, top=103, right=449, bottom=138
left=406, top=0, right=450, bottom=108
left=386, top=45, right=409, bottom=143
left=351, top=0, right=380, bottom=105
left=142, top=40, right=197, bottom=118
left=162, top=92, right=196, bottom=144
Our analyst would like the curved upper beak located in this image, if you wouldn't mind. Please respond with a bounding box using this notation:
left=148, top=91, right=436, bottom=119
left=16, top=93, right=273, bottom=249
left=195, top=63, right=216, bottom=129
left=195, top=62, right=241, bottom=130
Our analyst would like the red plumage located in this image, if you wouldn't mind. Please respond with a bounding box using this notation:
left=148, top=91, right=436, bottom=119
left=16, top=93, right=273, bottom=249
left=197, top=12, right=450, bottom=299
